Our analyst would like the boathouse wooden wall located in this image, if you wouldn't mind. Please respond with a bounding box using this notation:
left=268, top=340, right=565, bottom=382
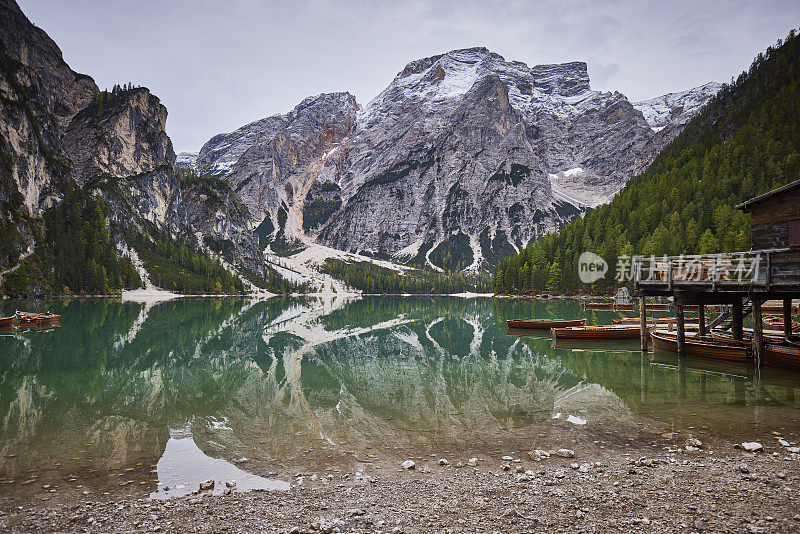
left=747, top=186, right=800, bottom=250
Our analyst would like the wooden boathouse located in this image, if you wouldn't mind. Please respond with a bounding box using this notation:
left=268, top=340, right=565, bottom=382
left=633, top=179, right=800, bottom=364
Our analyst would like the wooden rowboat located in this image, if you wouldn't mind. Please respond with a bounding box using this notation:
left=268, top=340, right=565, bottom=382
left=551, top=325, right=642, bottom=340
left=507, top=318, right=586, bottom=329
left=16, top=311, right=60, bottom=325
left=584, top=302, right=615, bottom=310
left=650, top=329, right=749, bottom=362
left=584, top=302, right=635, bottom=311
left=0, top=315, right=14, bottom=327
left=34, top=313, right=60, bottom=324
left=764, top=343, right=800, bottom=371
left=612, top=317, right=687, bottom=325
left=762, top=304, right=799, bottom=313
left=16, top=311, right=41, bottom=325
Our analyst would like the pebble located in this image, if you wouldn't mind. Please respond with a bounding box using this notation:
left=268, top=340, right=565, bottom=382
left=438, top=458, right=449, bottom=466
left=199, top=479, right=214, bottom=491
left=401, top=460, right=415, bottom=470
left=685, top=438, right=703, bottom=448
left=557, top=449, right=575, bottom=458
left=501, top=456, right=513, bottom=461
left=467, top=458, right=478, bottom=467
left=741, top=442, right=763, bottom=453
left=528, top=449, right=550, bottom=461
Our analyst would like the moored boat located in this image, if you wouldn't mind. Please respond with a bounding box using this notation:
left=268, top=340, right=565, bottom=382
left=16, top=311, right=41, bottom=324
left=507, top=318, right=586, bottom=329
left=612, top=317, right=685, bottom=325
left=650, top=329, right=749, bottom=362
left=551, top=325, right=642, bottom=340
left=34, top=312, right=60, bottom=324
left=16, top=311, right=60, bottom=325
left=763, top=343, right=800, bottom=371
left=584, top=302, right=615, bottom=310
left=0, top=315, right=14, bottom=327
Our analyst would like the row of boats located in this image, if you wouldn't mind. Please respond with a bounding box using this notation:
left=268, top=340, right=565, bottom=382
left=507, top=315, right=800, bottom=371
left=0, top=311, right=61, bottom=327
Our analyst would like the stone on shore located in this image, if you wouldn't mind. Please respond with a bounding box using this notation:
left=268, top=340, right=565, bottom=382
left=741, top=442, right=763, bottom=453
left=401, top=460, right=415, bottom=470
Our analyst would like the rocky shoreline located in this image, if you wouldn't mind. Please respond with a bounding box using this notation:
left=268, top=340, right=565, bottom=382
left=4, top=437, right=799, bottom=533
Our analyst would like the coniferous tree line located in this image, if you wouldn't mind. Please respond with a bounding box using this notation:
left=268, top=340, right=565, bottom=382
left=120, top=224, right=245, bottom=294
left=494, top=29, right=800, bottom=295
left=2, top=188, right=142, bottom=295
left=322, top=258, right=490, bottom=294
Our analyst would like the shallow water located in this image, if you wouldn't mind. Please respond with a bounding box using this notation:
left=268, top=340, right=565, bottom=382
left=0, top=296, right=798, bottom=506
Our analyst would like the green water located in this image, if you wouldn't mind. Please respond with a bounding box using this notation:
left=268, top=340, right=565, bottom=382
left=0, top=296, right=798, bottom=504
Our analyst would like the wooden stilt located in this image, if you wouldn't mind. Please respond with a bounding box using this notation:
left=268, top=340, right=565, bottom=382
left=752, top=297, right=764, bottom=368
left=640, top=351, right=648, bottom=404
left=678, top=357, right=687, bottom=404
left=698, top=305, right=706, bottom=338
left=676, top=304, right=686, bottom=356
left=784, top=298, right=793, bottom=339
left=639, top=296, right=648, bottom=351
left=733, top=298, right=744, bottom=341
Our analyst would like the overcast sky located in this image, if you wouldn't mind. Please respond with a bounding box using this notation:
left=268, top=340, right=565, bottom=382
left=18, top=0, right=800, bottom=153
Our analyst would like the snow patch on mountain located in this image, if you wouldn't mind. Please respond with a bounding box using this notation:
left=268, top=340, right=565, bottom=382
left=175, top=152, right=198, bottom=168
left=633, top=82, right=722, bottom=130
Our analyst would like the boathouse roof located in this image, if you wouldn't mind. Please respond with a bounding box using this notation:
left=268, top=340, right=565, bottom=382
left=736, top=178, right=800, bottom=212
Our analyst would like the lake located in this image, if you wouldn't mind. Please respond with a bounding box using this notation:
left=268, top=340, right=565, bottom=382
left=1, top=296, right=799, bottom=506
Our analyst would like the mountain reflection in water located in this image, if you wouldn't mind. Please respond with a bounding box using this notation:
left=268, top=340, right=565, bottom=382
left=0, top=296, right=798, bottom=503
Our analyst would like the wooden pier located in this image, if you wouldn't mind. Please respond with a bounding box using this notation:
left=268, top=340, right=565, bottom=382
left=633, top=179, right=800, bottom=364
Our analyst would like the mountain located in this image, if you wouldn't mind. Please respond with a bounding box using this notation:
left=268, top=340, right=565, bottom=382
left=0, top=0, right=268, bottom=295
left=192, top=48, right=718, bottom=271
left=0, top=0, right=721, bottom=295
left=494, top=29, right=800, bottom=295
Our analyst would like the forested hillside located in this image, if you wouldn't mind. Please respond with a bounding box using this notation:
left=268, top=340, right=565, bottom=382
left=495, top=29, right=800, bottom=295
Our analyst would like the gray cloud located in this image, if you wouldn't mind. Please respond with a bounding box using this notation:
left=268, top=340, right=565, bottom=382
left=18, top=0, right=800, bottom=152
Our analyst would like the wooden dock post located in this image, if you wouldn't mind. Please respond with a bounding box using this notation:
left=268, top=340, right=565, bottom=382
left=752, top=297, right=764, bottom=368
left=784, top=298, right=793, bottom=339
left=732, top=298, right=744, bottom=341
left=639, top=296, right=648, bottom=351
left=698, top=304, right=706, bottom=338
left=676, top=304, right=686, bottom=356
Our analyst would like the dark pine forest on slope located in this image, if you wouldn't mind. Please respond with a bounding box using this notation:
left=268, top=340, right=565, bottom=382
left=494, top=29, right=800, bottom=295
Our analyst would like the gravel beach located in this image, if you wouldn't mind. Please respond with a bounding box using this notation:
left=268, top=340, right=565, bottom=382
left=4, top=433, right=800, bottom=533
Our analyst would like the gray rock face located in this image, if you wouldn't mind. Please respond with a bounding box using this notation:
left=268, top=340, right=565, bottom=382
left=63, top=88, right=182, bottom=230
left=0, top=0, right=262, bottom=281
left=194, top=47, right=719, bottom=269
left=0, top=0, right=98, bottom=266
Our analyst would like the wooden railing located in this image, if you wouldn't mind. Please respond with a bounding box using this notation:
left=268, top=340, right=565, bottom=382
left=631, top=249, right=797, bottom=291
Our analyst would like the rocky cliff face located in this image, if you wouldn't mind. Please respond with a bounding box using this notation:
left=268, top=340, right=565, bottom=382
left=0, top=0, right=97, bottom=266
left=194, top=47, right=720, bottom=270
left=0, top=0, right=262, bottom=286
left=63, top=88, right=181, bottom=229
